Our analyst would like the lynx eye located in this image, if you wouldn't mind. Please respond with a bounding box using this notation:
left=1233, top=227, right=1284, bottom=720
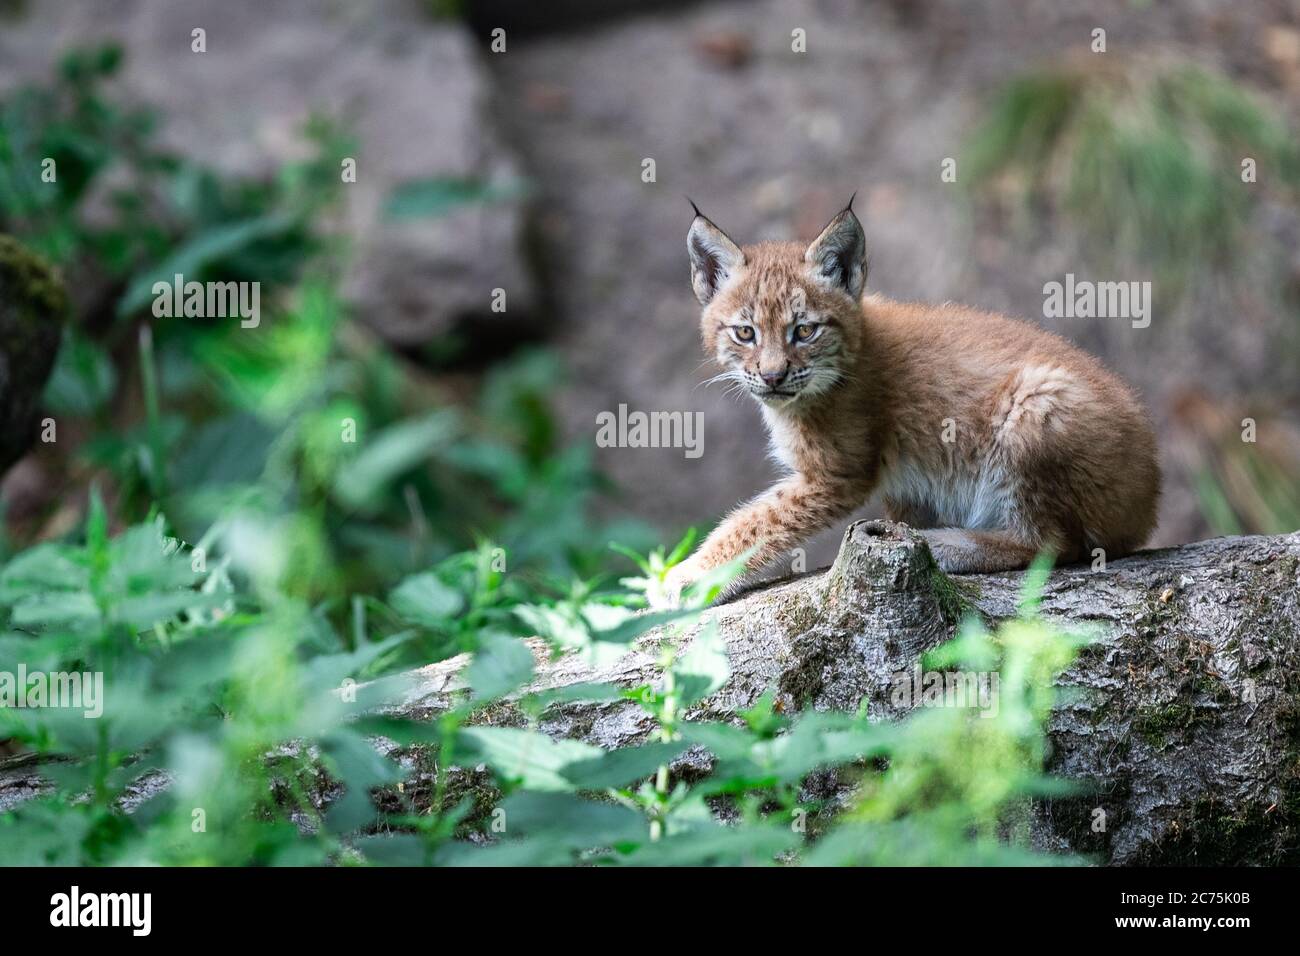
left=730, top=325, right=756, bottom=344
left=794, top=323, right=819, bottom=342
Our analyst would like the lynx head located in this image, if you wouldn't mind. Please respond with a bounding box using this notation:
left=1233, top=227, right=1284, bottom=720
left=687, top=200, right=866, bottom=410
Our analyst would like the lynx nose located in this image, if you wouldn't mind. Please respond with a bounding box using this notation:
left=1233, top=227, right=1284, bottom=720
left=760, top=366, right=789, bottom=388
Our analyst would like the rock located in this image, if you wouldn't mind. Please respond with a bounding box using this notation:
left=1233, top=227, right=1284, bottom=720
left=0, top=0, right=538, bottom=349
left=693, top=30, right=754, bottom=70
left=462, top=0, right=708, bottom=38
left=0, top=236, right=67, bottom=474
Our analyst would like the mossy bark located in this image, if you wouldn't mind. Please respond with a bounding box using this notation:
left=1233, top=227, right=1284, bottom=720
left=0, top=235, right=67, bottom=473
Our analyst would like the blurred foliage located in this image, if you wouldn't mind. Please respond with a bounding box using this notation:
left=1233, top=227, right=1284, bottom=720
left=0, top=43, right=649, bottom=583
left=965, top=56, right=1300, bottom=294
left=1171, top=391, right=1300, bottom=536
left=0, top=44, right=337, bottom=305
left=0, top=45, right=1086, bottom=866
left=0, top=515, right=1088, bottom=866
left=421, top=0, right=467, bottom=21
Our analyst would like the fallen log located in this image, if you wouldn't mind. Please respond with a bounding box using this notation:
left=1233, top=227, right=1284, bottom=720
left=388, top=520, right=1300, bottom=864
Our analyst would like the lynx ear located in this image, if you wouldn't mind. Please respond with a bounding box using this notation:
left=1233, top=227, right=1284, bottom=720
left=687, top=206, right=745, bottom=305
left=804, top=201, right=866, bottom=299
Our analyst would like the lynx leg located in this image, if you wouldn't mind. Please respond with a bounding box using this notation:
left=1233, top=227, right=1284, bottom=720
left=658, top=476, right=868, bottom=606
left=919, top=528, right=1044, bottom=574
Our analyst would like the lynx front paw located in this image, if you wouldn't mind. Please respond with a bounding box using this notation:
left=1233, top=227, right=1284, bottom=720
left=650, top=559, right=704, bottom=610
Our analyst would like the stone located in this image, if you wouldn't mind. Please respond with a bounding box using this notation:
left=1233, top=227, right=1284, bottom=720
left=0, top=0, right=538, bottom=349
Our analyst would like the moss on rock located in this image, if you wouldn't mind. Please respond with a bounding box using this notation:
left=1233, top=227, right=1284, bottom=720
left=0, top=234, right=67, bottom=472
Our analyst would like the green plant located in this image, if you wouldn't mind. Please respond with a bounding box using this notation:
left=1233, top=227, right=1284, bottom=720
left=0, top=509, right=1088, bottom=867
left=0, top=44, right=339, bottom=306
left=385, top=546, right=1091, bottom=866
left=965, top=56, right=1300, bottom=294
left=1171, top=392, right=1300, bottom=536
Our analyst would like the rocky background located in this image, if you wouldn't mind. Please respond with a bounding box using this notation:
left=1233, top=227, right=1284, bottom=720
left=2, top=0, right=1298, bottom=566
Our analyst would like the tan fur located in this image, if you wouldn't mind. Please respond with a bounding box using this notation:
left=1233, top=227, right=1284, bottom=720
left=667, top=207, right=1161, bottom=603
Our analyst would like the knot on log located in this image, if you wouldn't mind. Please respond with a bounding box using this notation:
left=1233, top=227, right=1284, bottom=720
left=824, top=519, right=935, bottom=596
left=817, top=519, right=965, bottom=664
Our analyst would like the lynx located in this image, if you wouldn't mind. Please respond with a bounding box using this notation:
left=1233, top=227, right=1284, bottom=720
left=659, top=200, right=1161, bottom=605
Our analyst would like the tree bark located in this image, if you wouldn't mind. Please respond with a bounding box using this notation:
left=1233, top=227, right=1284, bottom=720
left=0, top=235, right=66, bottom=475
left=389, top=520, right=1300, bottom=864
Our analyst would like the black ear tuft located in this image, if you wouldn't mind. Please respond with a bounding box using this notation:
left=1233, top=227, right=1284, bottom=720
left=687, top=211, right=745, bottom=306
left=804, top=205, right=867, bottom=299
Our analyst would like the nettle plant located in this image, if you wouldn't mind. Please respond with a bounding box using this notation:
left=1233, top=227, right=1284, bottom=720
left=0, top=511, right=1087, bottom=866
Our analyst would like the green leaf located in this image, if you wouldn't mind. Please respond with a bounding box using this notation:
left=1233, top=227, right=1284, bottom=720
left=1017, top=553, right=1056, bottom=616
left=492, top=791, right=645, bottom=848
left=765, top=712, right=896, bottom=782
left=618, top=822, right=798, bottom=866
left=529, top=682, right=625, bottom=709
left=683, top=549, right=752, bottom=606
left=679, top=721, right=760, bottom=762
left=608, top=542, right=651, bottom=575
left=458, top=727, right=602, bottom=792
left=435, top=837, right=579, bottom=867
left=513, top=604, right=586, bottom=654
left=171, top=413, right=276, bottom=488
left=9, top=590, right=101, bottom=629
left=300, top=632, right=414, bottom=698
left=388, top=572, right=465, bottom=626
left=675, top=620, right=730, bottom=704
left=0, top=516, right=211, bottom=633
left=320, top=729, right=403, bottom=835
left=333, top=412, right=457, bottom=513
left=587, top=607, right=698, bottom=646
left=467, top=633, right=535, bottom=703
left=86, top=486, right=109, bottom=564
left=354, top=834, right=431, bottom=866
left=116, top=214, right=296, bottom=318
left=0, top=543, right=90, bottom=605
left=665, top=528, right=697, bottom=567
left=383, top=177, right=522, bottom=220
left=560, top=740, right=690, bottom=790
left=43, top=329, right=117, bottom=415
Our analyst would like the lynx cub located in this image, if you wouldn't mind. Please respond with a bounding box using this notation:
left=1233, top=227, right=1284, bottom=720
left=659, top=200, right=1160, bottom=606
